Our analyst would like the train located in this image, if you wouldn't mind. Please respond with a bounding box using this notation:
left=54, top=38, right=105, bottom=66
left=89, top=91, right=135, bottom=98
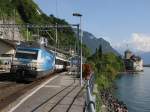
left=10, top=41, right=70, bottom=81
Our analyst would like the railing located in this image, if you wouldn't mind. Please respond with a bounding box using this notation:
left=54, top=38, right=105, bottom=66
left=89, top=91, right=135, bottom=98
left=85, top=74, right=96, bottom=112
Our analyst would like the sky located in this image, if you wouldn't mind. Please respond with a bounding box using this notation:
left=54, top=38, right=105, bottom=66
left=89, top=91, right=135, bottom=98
left=34, top=0, right=150, bottom=53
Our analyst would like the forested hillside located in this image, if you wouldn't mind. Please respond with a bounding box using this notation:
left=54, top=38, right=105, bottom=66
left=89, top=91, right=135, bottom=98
left=87, top=45, right=124, bottom=89
left=0, top=0, right=91, bottom=57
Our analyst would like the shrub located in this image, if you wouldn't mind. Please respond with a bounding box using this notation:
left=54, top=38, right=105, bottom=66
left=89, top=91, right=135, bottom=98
left=0, top=60, right=2, bottom=65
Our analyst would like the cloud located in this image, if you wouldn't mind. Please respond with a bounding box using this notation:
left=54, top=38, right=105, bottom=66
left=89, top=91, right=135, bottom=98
left=113, top=33, right=150, bottom=53
left=131, top=33, right=150, bottom=52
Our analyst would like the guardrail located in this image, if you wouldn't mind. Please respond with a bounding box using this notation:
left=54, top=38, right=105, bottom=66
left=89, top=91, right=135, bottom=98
left=85, top=74, right=96, bottom=112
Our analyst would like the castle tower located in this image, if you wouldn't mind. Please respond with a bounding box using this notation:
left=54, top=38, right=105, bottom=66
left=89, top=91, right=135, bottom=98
left=124, top=49, right=132, bottom=59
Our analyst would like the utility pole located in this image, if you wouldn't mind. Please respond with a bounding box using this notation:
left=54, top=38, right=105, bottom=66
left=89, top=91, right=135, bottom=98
left=12, top=9, right=16, bottom=40
left=55, top=23, right=58, bottom=55
left=26, top=25, right=29, bottom=41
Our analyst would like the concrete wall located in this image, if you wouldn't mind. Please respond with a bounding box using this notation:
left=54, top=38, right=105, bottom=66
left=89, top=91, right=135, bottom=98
left=0, top=41, right=15, bottom=55
left=0, top=20, right=24, bottom=41
left=0, top=41, right=15, bottom=71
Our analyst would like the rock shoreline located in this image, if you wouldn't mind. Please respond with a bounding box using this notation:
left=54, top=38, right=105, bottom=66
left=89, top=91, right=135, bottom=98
left=100, top=88, right=128, bottom=112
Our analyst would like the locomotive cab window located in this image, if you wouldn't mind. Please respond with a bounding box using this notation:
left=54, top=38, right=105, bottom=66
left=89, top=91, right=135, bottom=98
left=15, top=50, right=38, bottom=60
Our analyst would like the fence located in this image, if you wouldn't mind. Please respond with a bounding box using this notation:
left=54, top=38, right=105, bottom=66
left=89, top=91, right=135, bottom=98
left=85, top=74, right=96, bottom=112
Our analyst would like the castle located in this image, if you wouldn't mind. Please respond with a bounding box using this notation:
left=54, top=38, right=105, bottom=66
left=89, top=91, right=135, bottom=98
left=124, top=50, right=143, bottom=72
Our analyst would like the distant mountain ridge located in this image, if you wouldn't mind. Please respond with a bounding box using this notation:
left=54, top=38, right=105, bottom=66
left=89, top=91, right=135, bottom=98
left=140, top=52, right=150, bottom=65
left=82, top=31, right=120, bottom=55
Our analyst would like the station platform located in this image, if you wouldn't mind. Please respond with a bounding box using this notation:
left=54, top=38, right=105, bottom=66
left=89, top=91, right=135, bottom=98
left=3, top=72, right=85, bottom=112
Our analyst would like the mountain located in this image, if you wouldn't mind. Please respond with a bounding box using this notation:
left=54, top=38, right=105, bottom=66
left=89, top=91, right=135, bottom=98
left=140, top=52, right=150, bottom=65
left=82, top=31, right=120, bottom=55
left=0, top=0, right=75, bottom=43
left=0, top=0, right=90, bottom=57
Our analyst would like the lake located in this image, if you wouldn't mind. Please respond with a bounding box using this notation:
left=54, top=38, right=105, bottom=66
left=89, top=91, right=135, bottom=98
left=115, top=67, right=150, bottom=112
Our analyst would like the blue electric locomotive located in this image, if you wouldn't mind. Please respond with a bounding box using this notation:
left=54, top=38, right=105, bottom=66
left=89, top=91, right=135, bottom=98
left=11, top=42, right=55, bottom=81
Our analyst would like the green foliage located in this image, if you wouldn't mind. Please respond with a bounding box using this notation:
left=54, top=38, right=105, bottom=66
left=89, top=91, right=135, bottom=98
left=96, top=94, right=102, bottom=112
left=86, top=44, right=125, bottom=112
left=0, top=0, right=90, bottom=57
left=87, top=46, right=125, bottom=90
left=98, top=44, right=102, bottom=58
left=82, top=44, right=91, bottom=57
left=0, top=60, right=2, bottom=65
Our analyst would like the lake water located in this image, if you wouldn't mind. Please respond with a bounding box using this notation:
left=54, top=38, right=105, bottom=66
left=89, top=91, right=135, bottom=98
left=115, top=67, right=150, bottom=112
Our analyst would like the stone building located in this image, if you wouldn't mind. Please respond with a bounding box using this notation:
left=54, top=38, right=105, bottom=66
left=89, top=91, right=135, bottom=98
left=124, top=50, right=143, bottom=72
left=0, top=38, right=16, bottom=71
left=124, top=49, right=132, bottom=59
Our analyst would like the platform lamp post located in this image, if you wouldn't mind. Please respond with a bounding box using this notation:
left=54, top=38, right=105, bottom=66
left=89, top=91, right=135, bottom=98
left=73, top=13, right=83, bottom=86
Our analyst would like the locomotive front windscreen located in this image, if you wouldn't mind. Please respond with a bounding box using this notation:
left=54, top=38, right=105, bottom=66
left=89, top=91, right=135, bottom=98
left=15, top=50, right=38, bottom=60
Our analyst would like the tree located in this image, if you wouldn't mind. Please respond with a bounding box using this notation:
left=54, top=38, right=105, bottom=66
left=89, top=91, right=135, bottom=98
left=98, top=44, right=102, bottom=59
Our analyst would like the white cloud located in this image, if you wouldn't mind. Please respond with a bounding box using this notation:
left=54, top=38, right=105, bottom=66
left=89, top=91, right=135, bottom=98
left=131, top=33, right=150, bottom=52
left=113, top=33, right=150, bottom=53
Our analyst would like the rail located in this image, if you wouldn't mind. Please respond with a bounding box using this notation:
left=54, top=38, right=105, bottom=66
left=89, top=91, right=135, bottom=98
left=85, top=74, right=96, bottom=112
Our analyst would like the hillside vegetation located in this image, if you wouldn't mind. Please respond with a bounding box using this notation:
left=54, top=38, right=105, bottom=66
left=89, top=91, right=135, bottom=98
left=87, top=45, right=124, bottom=90
left=0, top=0, right=91, bottom=57
left=87, top=45, right=124, bottom=111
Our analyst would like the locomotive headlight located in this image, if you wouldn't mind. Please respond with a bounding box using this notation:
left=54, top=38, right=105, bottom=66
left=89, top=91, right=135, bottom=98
left=32, top=63, right=37, bottom=70
left=32, top=62, right=37, bottom=68
left=27, top=63, right=37, bottom=67
left=13, top=60, right=20, bottom=65
left=27, top=63, right=32, bottom=67
left=32, top=67, right=37, bottom=70
left=27, top=62, right=37, bottom=70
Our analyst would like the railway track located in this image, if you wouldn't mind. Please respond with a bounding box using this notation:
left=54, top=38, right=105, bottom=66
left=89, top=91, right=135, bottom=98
left=0, top=72, right=57, bottom=111
left=0, top=82, right=18, bottom=90
left=0, top=82, right=24, bottom=102
left=30, top=83, right=83, bottom=112
left=0, top=71, right=84, bottom=112
left=48, top=85, right=78, bottom=112
left=66, top=87, right=84, bottom=112
left=31, top=83, right=74, bottom=112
